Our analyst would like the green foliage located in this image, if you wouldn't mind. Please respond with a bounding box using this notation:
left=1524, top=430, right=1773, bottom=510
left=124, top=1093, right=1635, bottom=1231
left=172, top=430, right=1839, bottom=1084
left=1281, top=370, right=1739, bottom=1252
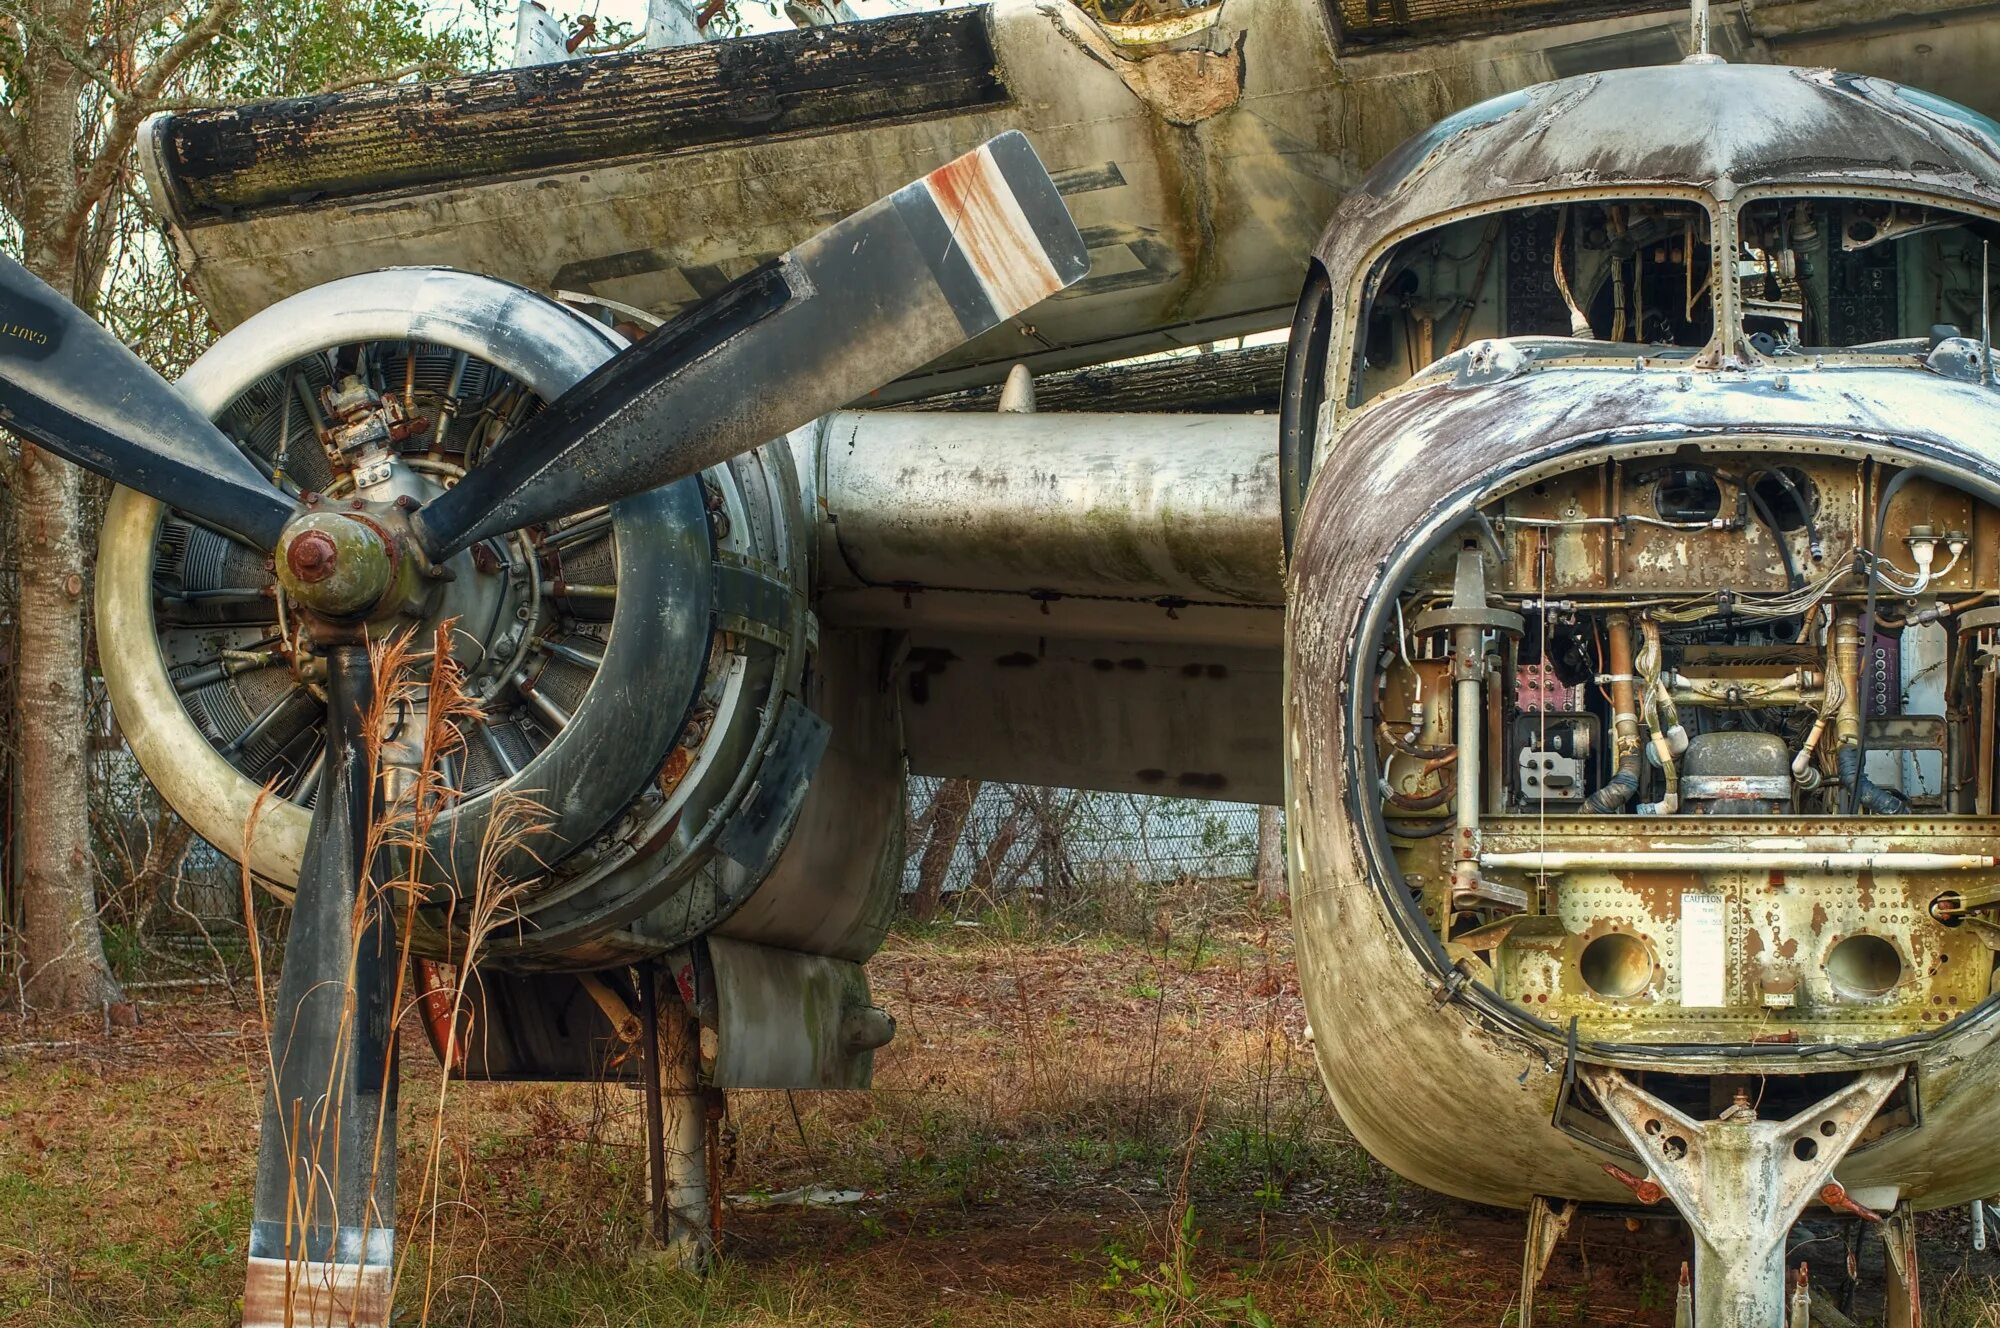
left=1097, top=1206, right=1275, bottom=1328
left=195, top=0, right=480, bottom=103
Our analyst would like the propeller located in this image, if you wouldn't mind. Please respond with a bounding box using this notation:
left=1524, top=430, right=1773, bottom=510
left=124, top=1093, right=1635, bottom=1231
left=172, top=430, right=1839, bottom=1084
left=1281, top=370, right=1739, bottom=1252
left=243, top=644, right=396, bottom=1326
left=412, top=129, right=1087, bottom=560
left=0, top=130, right=1086, bottom=1324
left=0, top=259, right=298, bottom=549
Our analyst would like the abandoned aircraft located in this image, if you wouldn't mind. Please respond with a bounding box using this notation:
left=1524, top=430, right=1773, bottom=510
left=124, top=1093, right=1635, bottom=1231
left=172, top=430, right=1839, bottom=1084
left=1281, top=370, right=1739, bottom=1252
left=9, top=0, right=2000, bottom=1324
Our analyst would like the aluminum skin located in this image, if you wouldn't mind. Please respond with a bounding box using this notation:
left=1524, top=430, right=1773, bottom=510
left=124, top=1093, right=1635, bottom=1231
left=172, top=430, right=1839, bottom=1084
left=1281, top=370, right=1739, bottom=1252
left=1286, top=61, right=2000, bottom=1228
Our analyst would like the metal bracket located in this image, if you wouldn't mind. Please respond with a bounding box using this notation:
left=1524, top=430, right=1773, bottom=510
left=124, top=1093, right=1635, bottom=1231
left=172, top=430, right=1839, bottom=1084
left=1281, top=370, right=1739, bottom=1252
left=1518, top=1196, right=1578, bottom=1328
left=1582, top=1064, right=1905, bottom=1328
left=715, top=551, right=801, bottom=648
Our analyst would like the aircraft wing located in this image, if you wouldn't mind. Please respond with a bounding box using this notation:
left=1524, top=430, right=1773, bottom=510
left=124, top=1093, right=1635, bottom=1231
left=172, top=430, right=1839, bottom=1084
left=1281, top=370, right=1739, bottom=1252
left=804, top=404, right=1284, bottom=803
left=139, top=0, right=2000, bottom=400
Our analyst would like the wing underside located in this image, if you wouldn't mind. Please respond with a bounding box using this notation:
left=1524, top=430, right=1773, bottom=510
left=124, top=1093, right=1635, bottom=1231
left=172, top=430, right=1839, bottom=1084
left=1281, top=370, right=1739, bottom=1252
left=806, top=409, right=1284, bottom=803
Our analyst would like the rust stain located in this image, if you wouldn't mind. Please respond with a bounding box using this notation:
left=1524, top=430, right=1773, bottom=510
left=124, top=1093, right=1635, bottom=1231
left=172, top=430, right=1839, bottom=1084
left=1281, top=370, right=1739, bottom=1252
left=1811, top=901, right=1830, bottom=934
left=1624, top=870, right=1687, bottom=923
left=656, top=744, right=695, bottom=795
left=924, top=142, right=1065, bottom=316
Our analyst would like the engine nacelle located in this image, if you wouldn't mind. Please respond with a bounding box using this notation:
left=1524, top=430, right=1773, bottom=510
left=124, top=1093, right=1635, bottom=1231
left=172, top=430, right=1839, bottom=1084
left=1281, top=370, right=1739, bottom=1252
left=96, top=269, right=900, bottom=991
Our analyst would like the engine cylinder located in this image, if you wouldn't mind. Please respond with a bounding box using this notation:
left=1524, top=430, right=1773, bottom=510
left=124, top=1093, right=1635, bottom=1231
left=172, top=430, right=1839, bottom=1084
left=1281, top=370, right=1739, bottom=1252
left=96, top=269, right=826, bottom=967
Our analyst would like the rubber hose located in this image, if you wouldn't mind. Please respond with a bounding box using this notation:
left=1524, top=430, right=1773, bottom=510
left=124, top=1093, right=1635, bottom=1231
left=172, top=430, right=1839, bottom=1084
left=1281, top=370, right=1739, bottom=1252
left=1746, top=483, right=1802, bottom=590
left=1384, top=785, right=1453, bottom=812
left=1584, top=753, right=1642, bottom=813
left=1838, top=744, right=1909, bottom=816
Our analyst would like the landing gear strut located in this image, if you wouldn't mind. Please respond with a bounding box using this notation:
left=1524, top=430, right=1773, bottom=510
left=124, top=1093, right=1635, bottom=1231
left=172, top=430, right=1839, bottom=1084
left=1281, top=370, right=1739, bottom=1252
left=638, top=965, right=716, bottom=1266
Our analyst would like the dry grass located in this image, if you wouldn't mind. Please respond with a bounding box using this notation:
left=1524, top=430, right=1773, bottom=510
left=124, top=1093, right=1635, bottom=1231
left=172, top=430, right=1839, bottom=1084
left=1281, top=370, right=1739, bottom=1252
left=0, top=898, right=1996, bottom=1326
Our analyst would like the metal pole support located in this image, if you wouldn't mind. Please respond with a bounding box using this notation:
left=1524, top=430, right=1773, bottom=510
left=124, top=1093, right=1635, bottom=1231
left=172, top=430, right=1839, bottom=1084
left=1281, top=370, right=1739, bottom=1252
left=638, top=964, right=714, bottom=1268
left=1518, top=1196, right=1578, bottom=1327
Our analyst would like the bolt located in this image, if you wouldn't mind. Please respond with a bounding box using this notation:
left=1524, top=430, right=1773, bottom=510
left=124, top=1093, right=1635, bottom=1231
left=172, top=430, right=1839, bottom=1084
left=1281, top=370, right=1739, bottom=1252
left=300, top=490, right=321, bottom=505
left=1820, top=1181, right=1884, bottom=1223
left=395, top=494, right=418, bottom=510
left=286, top=530, right=340, bottom=584
left=1602, top=1163, right=1663, bottom=1205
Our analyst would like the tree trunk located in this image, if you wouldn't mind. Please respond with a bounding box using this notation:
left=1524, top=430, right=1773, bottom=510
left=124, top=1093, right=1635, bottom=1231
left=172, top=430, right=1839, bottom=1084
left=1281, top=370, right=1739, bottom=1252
left=967, top=804, right=1025, bottom=898
left=1253, top=804, right=1287, bottom=913
left=909, top=778, right=979, bottom=921
left=9, top=38, right=125, bottom=1011
left=14, top=441, right=121, bottom=1009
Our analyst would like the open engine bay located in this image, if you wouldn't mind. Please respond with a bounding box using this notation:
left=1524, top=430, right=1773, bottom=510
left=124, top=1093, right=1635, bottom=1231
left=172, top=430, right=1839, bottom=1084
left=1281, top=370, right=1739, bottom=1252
left=1333, top=182, right=2000, bottom=1049
left=1374, top=445, right=2000, bottom=1045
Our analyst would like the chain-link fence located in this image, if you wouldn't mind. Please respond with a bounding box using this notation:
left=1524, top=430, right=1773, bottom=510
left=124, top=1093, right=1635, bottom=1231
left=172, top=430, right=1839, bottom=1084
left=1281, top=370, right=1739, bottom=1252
left=901, top=777, right=1279, bottom=910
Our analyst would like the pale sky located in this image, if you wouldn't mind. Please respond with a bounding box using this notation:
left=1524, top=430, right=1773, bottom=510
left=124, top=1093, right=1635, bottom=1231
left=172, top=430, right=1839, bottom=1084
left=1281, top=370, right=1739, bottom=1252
left=494, top=0, right=962, bottom=57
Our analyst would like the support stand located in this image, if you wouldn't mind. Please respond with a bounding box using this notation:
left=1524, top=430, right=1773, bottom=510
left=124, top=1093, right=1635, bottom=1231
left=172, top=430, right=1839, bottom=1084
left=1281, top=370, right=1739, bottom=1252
left=1882, top=1204, right=1922, bottom=1328
left=1583, top=1065, right=1904, bottom=1328
left=638, top=964, right=714, bottom=1267
left=1518, top=1196, right=1578, bottom=1327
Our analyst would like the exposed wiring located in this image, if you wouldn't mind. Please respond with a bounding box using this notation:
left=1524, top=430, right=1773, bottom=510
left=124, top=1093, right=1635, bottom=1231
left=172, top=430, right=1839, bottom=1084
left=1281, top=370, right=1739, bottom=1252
left=1851, top=465, right=1929, bottom=811
left=1553, top=206, right=1593, bottom=338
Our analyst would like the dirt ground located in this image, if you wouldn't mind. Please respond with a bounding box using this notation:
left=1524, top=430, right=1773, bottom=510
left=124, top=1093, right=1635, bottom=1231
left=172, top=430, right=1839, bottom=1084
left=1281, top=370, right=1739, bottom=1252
left=2, top=901, right=1998, bottom=1326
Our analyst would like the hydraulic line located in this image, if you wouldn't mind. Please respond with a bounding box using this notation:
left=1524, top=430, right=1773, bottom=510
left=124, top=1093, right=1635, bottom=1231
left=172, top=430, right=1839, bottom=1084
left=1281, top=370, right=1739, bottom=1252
left=1585, top=616, right=1643, bottom=813
left=1635, top=617, right=1682, bottom=815
left=1758, top=467, right=1822, bottom=563
left=1744, top=480, right=1802, bottom=590
left=1377, top=720, right=1453, bottom=762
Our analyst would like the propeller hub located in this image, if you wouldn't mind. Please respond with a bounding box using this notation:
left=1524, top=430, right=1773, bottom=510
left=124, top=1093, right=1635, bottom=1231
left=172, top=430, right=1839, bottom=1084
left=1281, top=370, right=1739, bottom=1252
left=275, top=510, right=398, bottom=621
left=285, top=530, right=340, bottom=583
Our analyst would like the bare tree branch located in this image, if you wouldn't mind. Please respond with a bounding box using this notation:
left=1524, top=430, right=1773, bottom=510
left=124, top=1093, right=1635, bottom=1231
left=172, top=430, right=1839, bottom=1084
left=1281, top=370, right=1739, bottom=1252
left=66, top=0, right=245, bottom=250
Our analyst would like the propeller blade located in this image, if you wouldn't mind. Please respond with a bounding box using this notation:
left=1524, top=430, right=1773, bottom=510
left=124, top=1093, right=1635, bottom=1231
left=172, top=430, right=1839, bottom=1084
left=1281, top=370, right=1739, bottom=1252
left=0, top=253, right=297, bottom=549
left=413, top=130, right=1088, bottom=561
left=245, top=644, right=397, bottom=1328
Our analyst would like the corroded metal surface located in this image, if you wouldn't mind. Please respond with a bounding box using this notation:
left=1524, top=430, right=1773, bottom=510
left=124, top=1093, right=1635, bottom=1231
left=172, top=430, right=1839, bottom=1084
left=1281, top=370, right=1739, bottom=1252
left=805, top=408, right=1284, bottom=800
left=815, top=410, right=1281, bottom=605
left=1312, top=61, right=2000, bottom=303
left=138, top=0, right=2000, bottom=395
left=1284, top=48, right=2000, bottom=1227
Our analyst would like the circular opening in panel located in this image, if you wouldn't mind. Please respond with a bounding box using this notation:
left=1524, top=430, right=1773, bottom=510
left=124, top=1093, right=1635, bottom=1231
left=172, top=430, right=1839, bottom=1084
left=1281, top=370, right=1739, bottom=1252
left=1653, top=468, right=1722, bottom=524
left=1580, top=933, right=1653, bottom=1000
left=1827, top=934, right=1904, bottom=999
left=1751, top=467, right=1817, bottom=532
left=1793, top=1137, right=1819, bottom=1162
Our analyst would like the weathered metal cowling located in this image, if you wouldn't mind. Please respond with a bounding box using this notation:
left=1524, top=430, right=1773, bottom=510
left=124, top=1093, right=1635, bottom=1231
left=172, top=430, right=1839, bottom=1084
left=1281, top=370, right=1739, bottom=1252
left=95, top=269, right=827, bottom=969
